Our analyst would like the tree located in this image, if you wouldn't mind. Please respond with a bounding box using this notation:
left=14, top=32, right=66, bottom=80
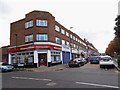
left=114, top=15, right=120, bottom=54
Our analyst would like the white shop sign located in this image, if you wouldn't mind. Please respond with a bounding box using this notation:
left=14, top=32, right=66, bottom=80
left=62, top=45, right=70, bottom=52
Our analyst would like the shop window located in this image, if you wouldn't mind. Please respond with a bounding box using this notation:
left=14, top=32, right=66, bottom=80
left=11, top=52, right=34, bottom=65
left=51, top=55, right=60, bottom=62
left=51, top=51, right=61, bottom=63
left=28, top=56, right=33, bottom=65
left=11, top=57, right=17, bottom=64
left=36, top=20, right=48, bottom=26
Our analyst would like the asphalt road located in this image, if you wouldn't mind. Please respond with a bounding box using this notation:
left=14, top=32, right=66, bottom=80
left=1, top=63, right=119, bottom=89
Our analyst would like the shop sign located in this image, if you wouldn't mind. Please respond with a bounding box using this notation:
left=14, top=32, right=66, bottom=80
left=62, top=45, right=70, bottom=52
left=8, top=44, right=62, bottom=52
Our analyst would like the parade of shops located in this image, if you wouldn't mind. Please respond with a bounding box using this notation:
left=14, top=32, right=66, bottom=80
left=1, top=10, right=99, bottom=68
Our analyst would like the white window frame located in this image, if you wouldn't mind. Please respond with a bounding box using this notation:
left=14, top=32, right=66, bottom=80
left=55, top=25, right=60, bottom=32
left=36, top=20, right=48, bottom=26
left=25, top=20, right=33, bottom=29
left=66, top=41, right=69, bottom=45
left=25, top=35, right=33, bottom=42
left=70, top=34, right=72, bottom=39
left=55, top=37, right=60, bottom=44
left=61, top=29, right=65, bottom=35
left=76, top=38, right=78, bottom=41
left=66, top=32, right=69, bottom=37
left=36, top=34, right=48, bottom=41
left=73, top=36, right=75, bottom=40
left=62, top=40, right=65, bottom=45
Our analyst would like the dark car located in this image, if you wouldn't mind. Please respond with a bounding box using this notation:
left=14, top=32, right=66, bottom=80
left=68, top=58, right=85, bottom=67
left=89, top=56, right=100, bottom=64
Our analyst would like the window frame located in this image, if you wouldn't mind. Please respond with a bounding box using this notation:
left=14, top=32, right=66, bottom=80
left=25, top=20, right=33, bottom=29
left=36, top=19, right=48, bottom=27
left=61, top=29, right=65, bottom=35
left=55, top=37, right=60, bottom=44
left=25, top=34, right=33, bottom=42
left=36, top=34, right=48, bottom=41
left=55, top=25, right=60, bottom=32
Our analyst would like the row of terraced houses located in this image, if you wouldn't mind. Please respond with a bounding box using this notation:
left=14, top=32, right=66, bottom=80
left=0, top=10, right=99, bottom=67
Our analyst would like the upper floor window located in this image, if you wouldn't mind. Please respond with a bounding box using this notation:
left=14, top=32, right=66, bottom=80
left=62, top=40, right=65, bottom=45
left=36, top=20, right=48, bottom=26
left=55, top=37, right=60, bottom=44
left=36, top=34, right=48, bottom=41
left=73, top=36, right=75, bottom=40
left=66, top=32, right=69, bottom=37
left=76, top=38, right=78, bottom=41
left=25, top=35, right=33, bottom=42
left=25, top=20, right=33, bottom=29
left=61, top=29, right=65, bottom=35
left=74, top=44, right=76, bottom=48
left=55, top=25, right=60, bottom=32
left=66, top=41, right=69, bottom=45
left=70, top=34, right=72, bottom=39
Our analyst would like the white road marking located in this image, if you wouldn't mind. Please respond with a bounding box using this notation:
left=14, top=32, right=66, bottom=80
left=115, top=71, right=120, bottom=73
left=12, top=76, right=52, bottom=81
left=76, top=82, right=119, bottom=88
left=46, top=82, right=56, bottom=86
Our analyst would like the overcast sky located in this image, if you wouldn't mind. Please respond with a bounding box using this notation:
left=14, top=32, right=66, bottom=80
left=0, top=0, right=119, bottom=53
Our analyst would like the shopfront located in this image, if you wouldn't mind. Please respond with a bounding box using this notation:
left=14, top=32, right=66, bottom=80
left=62, top=45, right=70, bottom=64
left=8, top=43, right=62, bottom=67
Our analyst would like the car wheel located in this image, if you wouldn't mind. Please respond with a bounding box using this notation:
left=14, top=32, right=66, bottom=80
left=100, top=65, right=102, bottom=68
left=69, top=65, right=71, bottom=68
left=78, top=64, right=81, bottom=67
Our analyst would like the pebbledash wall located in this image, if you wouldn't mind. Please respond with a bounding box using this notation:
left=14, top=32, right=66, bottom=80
left=8, top=10, right=98, bottom=67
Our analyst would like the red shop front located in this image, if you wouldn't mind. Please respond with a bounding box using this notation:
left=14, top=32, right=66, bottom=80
left=8, top=43, right=62, bottom=67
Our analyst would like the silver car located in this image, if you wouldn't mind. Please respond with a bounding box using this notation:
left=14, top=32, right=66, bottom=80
left=0, top=62, right=14, bottom=72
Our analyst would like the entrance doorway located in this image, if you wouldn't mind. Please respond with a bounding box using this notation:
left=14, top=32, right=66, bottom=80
left=38, top=53, right=47, bottom=66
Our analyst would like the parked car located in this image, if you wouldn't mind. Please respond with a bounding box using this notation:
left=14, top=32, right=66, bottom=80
left=99, top=55, right=114, bottom=68
left=68, top=58, right=85, bottom=67
left=81, top=58, right=87, bottom=64
left=0, top=62, right=14, bottom=72
left=89, top=56, right=100, bottom=64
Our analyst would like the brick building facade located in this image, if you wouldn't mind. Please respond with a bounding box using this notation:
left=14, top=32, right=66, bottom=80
left=8, top=10, right=98, bottom=67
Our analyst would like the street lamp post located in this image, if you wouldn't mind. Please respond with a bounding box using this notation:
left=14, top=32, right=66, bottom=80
left=15, top=34, right=18, bottom=64
left=84, top=38, right=89, bottom=58
left=86, top=41, right=89, bottom=58
left=70, top=27, right=73, bottom=60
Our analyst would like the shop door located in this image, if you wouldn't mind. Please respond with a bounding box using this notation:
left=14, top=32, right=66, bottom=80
left=62, top=51, right=70, bottom=64
left=38, top=54, right=47, bottom=66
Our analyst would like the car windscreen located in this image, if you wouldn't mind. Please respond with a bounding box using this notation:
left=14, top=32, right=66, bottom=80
left=90, top=57, right=100, bottom=60
left=101, top=57, right=111, bottom=61
left=2, top=63, right=10, bottom=65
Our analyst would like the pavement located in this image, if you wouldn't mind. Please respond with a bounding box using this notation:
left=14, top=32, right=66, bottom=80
left=14, top=61, right=120, bottom=72
left=24, top=64, right=69, bottom=72
left=114, top=60, right=120, bottom=72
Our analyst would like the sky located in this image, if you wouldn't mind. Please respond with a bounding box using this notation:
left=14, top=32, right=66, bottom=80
left=0, top=0, right=119, bottom=53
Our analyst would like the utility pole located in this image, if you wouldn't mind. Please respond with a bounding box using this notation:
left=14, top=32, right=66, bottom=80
left=70, top=27, right=73, bottom=60
left=15, top=34, right=18, bottom=64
